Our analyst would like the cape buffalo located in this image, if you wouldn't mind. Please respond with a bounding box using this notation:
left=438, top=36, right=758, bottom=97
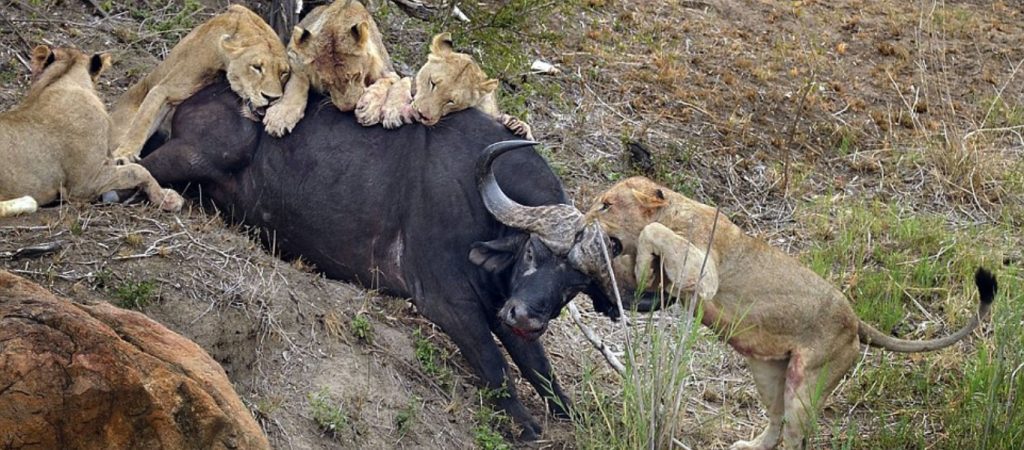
left=140, top=81, right=621, bottom=439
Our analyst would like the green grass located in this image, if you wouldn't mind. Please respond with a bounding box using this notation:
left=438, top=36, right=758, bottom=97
left=798, top=198, right=1022, bottom=448
left=113, top=279, right=156, bottom=310
left=350, top=312, right=373, bottom=344
left=412, top=328, right=452, bottom=386
left=472, top=388, right=512, bottom=450
left=308, top=387, right=350, bottom=438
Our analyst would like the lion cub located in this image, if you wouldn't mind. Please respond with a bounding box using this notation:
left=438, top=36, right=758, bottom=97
left=263, top=0, right=409, bottom=136
left=0, top=45, right=182, bottom=217
left=410, top=33, right=532, bottom=139
left=110, top=5, right=290, bottom=160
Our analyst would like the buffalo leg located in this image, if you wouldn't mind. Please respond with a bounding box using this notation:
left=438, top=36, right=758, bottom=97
left=417, top=298, right=542, bottom=440
left=493, top=325, right=571, bottom=419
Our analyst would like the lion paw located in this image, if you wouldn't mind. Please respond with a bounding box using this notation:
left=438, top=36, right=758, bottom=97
left=499, top=114, right=534, bottom=140
left=157, top=188, right=184, bottom=212
left=355, top=79, right=392, bottom=127
left=263, top=102, right=305, bottom=137
left=381, top=77, right=413, bottom=129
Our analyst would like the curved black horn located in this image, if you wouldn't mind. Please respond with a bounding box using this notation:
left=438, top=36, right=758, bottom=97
left=477, top=140, right=584, bottom=254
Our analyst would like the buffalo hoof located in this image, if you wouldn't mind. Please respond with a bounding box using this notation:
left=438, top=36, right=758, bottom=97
left=548, top=398, right=572, bottom=420
left=517, top=419, right=542, bottom=442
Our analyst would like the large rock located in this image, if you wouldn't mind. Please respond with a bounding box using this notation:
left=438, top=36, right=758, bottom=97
left=0, top=270, right=269, bottom=449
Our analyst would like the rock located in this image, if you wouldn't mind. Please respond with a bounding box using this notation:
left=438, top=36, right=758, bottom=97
left=0, top=270, right=269, bottom=449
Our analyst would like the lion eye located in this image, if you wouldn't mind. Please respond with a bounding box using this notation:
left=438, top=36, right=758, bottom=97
left=251, top=64, right=263, bottom=74
left=600, top=201, right=612, bottom=211
left=445, top=100, right=455, bottom=106
left=429, top=78, right=437, bottom=90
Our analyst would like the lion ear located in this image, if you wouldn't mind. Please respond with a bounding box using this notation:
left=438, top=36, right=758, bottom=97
left=88, top=53, right=112, bottom=79
left=351, top=22, right=371, bottom=48
left=430, top=32, right=453, bottom=55
left=291, top=26, right=312, bottom=48
left=632, top=188, right=668, bottom=211
left=479, top=77, right=499, bottom=94
left=30, top=45, right=55, bottom=77
left=220, top=34, right=243, bottom=56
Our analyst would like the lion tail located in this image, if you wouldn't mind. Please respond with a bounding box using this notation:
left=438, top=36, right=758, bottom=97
left=858, top=267, right=996, bottom=353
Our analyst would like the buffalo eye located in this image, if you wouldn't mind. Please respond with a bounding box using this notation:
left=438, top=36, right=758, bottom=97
left=609, top=237, right=623, bottom=257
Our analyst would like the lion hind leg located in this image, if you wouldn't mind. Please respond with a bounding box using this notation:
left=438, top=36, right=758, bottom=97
left=780, top=342, right=859, bottom=450
left=90, top=163, right=183, bottom=212
left=0, top=196, right=39, bottom=217
left=730, top=359, right=786, bottom=450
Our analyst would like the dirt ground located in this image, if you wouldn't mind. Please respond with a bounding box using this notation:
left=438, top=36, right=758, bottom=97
left=1, top=0, right=1022, bottom=449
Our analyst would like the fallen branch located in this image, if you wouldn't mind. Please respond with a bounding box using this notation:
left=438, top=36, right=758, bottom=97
left=567, top=301, right=625, bottom=375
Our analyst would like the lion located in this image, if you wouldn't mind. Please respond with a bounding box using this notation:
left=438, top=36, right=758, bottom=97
left=0, top=45, right=183, bottom=218
left=263, top=0, right=410, bottom=136
left=410, top=33, right=533, bottom=139
left=584, top=176, right=996, bottom=450
left=109, top=4, right=289, bottom=160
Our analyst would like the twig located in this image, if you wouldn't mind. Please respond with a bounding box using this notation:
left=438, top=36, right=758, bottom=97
left=567, top=301, right=625, bottom=375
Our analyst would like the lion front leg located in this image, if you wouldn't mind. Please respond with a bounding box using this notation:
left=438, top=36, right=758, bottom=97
left=498, top=114, right=534, bottom=140
left=355, top=75, right=397, bottom=127
left=112, top=85, right=179, bottom=160
left=635, top=222, right=719, bottom=299
left=380, top=77, right=414, bottom=129
left=264, top=72, right=310, bottom=137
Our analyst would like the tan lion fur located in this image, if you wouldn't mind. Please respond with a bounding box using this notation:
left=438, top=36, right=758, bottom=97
left=411, top=33, right=532, bottom=139
left=263, top=0, right=400, bottom=136
left=109, top=5, right=289, bottom=159
left=585, top=176, right=994, bottom=450
left=0, top=45, right=183, bottom=217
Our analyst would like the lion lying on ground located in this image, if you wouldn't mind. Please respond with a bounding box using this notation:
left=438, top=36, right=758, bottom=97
left=0, top=45, right=183, bottom=217
left=584, top=176, right=996, bottom=450
left=263, top=0, right=409, bottom=135
left=410, top=33, right=532, bottom=139
left=109, top=5, right=289, bottom=160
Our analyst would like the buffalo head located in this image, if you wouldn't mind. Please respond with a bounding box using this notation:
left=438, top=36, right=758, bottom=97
left=470, top=141, right=626, bottom=339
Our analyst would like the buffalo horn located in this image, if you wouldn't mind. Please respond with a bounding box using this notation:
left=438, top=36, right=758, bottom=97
left=477, top=140, right=584, bottom=255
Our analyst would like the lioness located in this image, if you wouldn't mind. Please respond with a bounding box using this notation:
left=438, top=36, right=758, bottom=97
left=0, top=45, right=183, bottom=217
left=585, top=176, right=996, bottom=450
left=411, top=33, right=533, bottom=139
left=263, top=0, right=408, bottom=136
left=109, top=5, right=289, bottom=160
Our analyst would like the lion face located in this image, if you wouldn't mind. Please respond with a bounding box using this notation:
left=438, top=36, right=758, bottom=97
left=288, top=2, right=391, bottom=112
left=584, top=177, right=671, bottom=290
left=412, top=33, right=499, bottom=126
left=223, top=40, right=290, bottom=116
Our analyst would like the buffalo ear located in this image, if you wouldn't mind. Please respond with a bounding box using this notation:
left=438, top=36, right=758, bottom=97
left=585, top=284, right=620, bottom=321
left=469, top=234, right=526, bottom=273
